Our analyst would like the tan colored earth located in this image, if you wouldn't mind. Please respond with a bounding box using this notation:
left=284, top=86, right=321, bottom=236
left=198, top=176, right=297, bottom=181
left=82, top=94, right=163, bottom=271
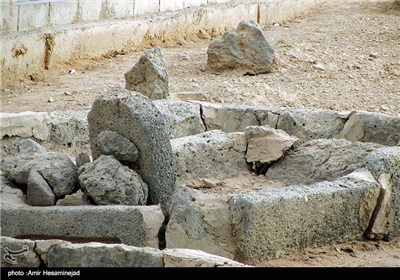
left=1, top=0, right=399, bottom=267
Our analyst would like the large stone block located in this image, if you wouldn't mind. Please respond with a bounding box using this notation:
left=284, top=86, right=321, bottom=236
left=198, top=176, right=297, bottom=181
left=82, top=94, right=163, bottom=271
left=0, top=236, right=40, bottom=267
left=88, top=87, right=176, bottom=211
left=266, top=138, right=381, bottom=186
left=160, top=0, right=185, bottom=12
left=171, top=130, right=248, bottom=185
left=0, top=112, right=49, bottom=140
left=47, top=243, right=164, bottom=267
left=230, top=170, right=381, bottom=264
left=277, top=108, right=346, bottom=142
left=134, top=0, right=159, bottom=15
left=48, top=111, right=89, bottom=146
left=18, top=1, right=49, bottom=31
left=166, top=187, right=235, bottom=259
left=184, top=0, right=207, bottom=8
left=49, top=0, right=79, bottom=26
left=1, top=1, right=19, bottom=32
left=1, top=204, right=163, bottom=248
left=153, top=100, right=206, bottom=138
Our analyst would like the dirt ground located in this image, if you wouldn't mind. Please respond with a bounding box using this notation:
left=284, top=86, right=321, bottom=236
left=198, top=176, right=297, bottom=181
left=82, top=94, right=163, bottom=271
left=1, top=0, right=399, bottom=267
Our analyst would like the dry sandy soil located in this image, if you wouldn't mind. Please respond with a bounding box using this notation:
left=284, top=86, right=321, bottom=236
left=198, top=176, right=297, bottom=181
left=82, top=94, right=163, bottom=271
left=1, top=0, right=399, bottom=267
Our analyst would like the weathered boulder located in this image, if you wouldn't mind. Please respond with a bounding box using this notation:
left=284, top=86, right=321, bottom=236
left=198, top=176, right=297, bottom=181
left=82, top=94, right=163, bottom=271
left=166, top=187, right=235, bottom=259
left=230, top=169, right=380, bottom=264
left=47, top=242, right=164, bottom=267
left=1, top=204, right=164, bottom=248
left=79, top=155, right=148, bottom=205
left=1, top=152, right=78, bottom=198
left=27, top=170, right=56, bottom=206
left=93, top=130, right=139, bottom=162
left=88, top=87, right=176, bottom=211
left=56, top=190, right=91, bottom=206
left=277, top=108, right=346, bottom=142
left=75, top=152, right=91, bottom=168
left=207, top=20, right=274, bottom=74
left=153, top=100, right=206, bottom=138
left=0, top=236, right=40, bottom=267
left=266, top=139, right=381, bottom=185
left=48, top=110, right=89, bottom=146
left=171, top=130, right=248, bottom=185
left=364, top=147, right=400, bottom=239
left=124, top=46, right=169, bottom=100
left=0, top=112, right=49, bottom=140
left=245, top=125, right=298, bottom=164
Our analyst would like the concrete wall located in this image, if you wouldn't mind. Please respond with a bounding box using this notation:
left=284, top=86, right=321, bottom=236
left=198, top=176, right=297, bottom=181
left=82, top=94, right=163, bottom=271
left=1, top=0, right=322, bottom=89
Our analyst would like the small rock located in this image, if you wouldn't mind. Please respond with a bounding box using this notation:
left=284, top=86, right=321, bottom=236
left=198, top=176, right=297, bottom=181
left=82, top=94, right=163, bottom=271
left=93, top=130, right=139, bottom=162
left=273, top=22, right=280, bottom=27
left=380, top=104, right=390, bottom=111
left=48, top=97, right=54, bottom=103
left=369, top=52, right=379, bottom=59
left=68, top=69, right=76, bottom=74
left=56, top=190, right=91, bottom=206
left=313, top=63, right=325, bottom=71
left=75, top=153, right=91, bottom=168
left=27, top=170, right=56, bottom=206
left=64, top=91, right=72, bottom=96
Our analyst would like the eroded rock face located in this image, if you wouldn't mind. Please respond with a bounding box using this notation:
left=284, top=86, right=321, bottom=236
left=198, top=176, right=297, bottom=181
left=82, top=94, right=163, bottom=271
left=245, top=125, right=298, bottom=164
left=79, top=155, right=148, bottom=206
left=265, top=138, right=381, bottom=185
left=1, top=152, right=78, bottom=198
left=124, top=46, right=169, bottom=100
left=166, top=187, right=235, bottom=259
left=207, top=20, right=274, bottom=74
left=88, top=87, right=176, bottom=211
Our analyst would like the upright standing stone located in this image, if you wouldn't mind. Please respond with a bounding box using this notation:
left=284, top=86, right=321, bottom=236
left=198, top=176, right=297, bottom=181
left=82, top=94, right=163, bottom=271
left=124, top=46, right=169, bottom=100
left=207, top=20, right=274, bottom=75
left=88, top=87, right=176, bottom=212
left=27, top=170, right=56, bottom=206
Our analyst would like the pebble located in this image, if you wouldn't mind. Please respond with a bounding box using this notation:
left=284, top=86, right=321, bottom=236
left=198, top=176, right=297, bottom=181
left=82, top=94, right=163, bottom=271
left=68, top=69, right=76, bottom=74
left=313, top=64, right=325, bottom=71
left=380, top=104, right=390, bottom=111
left=64, top=91, right=72, bottom=96
left=369, top=52, right=379, bottom=58
left=48, top=97, right=54, bottom=103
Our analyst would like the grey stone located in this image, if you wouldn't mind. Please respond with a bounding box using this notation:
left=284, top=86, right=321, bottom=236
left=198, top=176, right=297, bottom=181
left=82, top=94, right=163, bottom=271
left=124, top=46, right=169, bottom=100
left=153, top=100, right=206, bottom=138
left=277, top=108, right=346, bottom=142
left=27, top=170, right=56, bottom=206
left=266, top=138, right=381, bottom=186
left=79, top=155, right=148, bottom=205
left=336, top=112, right=364, bottom=142
left=0, top=181, right=27, bottom=207
left=75, top=152, right=91, bottom=168
left=245, top=125, right=298, bottom=164
left=364, top=147, right=400, bottom=239
left=93, top=130, right=138, bottom=162
left=1, top=236, right=40, bottom=267
left=198, top=101, right=260, bottom=132
left=47, top=243, right=164, bottom=267
left=163, top=249, right=249, bottom=267
left=230, top=170, right=380, bottom=264
left=353, top=111, right=400, bottom=146
left=88, top=87, right=176, bottom=211
left=48, top=110, right=89, bottom=146
left=56, top=190, right=91, bottom=206
left=0, top=112, right=49, bottom=140
left=0, top=137, right=46, bottom=159
left=207, top=20, right=274, bottom=74
left=1, top=152, right=78, bottom=198
left=171, top=130, right=249, bottom=185
left=1, top=204, right=164, bottom=248
left=35, top=239, right=69, bottom=265
left=166, top=187, right=235, bottom=259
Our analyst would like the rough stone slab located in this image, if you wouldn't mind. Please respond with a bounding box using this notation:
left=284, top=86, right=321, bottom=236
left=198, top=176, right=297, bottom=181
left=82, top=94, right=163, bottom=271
left=266, top=138, right=381, bottom=186
left=1, top=152, right=78, bottom=198
left=166, top=187, right=235, bottom=259
left=93, top=130, right=138, bottom=162
left=47, top=242, right=164, bottom=267
left=353, top=111, right=400, bottom=146
left=153, top=100, right=206, bottom=139
left=277, top=108, right=346, bottom=142
left=48, top=110, right=89, bottom=146
left=88, top=87, right=176, bottom=211
left=207, top=20, right=274, bottom=74
left=364, top=147, right=400, bottom=239
left=171, top=130, right=249, bottom=185
left=245, top=125, right=298, bottom=164
left=163, top=248, right=248, bottom=267
left=230, top=171, right=380, bottom=264
left=27, top=170, right=56, bottom=206
left=79, top=155, right=148, bottom=205
left=0, top=112, right=49, bottom=140
left=1, top=204, right=164, bottom=248
left=124, top=46, right=169, bottom=100
left=18, top=1, right=49, bottom=31
left=56, top=190, right=91, bottom=206
left=0, top=236, right=40, bottom=267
